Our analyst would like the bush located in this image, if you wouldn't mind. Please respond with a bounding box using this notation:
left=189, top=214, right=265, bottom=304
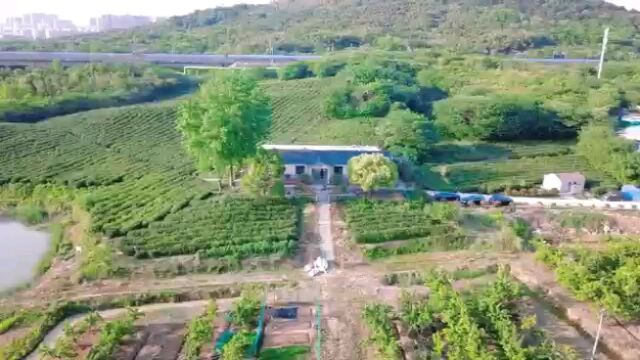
left=278, top=62, right=314, bottom=80
left=312, top=60, right=347, bottom=78
left=12, top=204, right=47, bottom=224
left=433, top=94, right=570, bottom=141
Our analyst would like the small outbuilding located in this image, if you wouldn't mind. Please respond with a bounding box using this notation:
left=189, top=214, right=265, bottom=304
left=541, top=172, right=585, bottom=195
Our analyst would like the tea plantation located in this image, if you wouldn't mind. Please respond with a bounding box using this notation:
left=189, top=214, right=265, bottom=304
left=0, top=75, right=610, bottom=261
left=343, top=199, right=468, bottom=258
left=123, top=197, right=299, bottom=259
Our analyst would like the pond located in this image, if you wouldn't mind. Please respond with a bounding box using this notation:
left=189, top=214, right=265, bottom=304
left=0, top=217, right=50, bottom=293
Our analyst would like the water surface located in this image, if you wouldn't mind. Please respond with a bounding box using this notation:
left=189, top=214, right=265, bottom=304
left=0, top=217, right=50, bottom=292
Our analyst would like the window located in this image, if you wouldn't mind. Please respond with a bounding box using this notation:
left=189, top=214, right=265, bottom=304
left=333, top=166, right=343, bottom=175
left=295, top=165, right=306, bottom=175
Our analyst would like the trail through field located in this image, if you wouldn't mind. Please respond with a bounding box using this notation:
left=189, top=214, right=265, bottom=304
left=315, top=188, right=336, bottom=262
left=25, top=300, right=214, bottom=360
left=1, top=270, right=300, bottom=308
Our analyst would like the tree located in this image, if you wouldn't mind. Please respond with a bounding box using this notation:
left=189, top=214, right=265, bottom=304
left=577, top=124, right=640, bottom=183
left=375, top=109, right=438, bottom=161
left=432, top=94, right=564, bottom=141
left=241, top=149, right=285, bottom=197
left=177, top=73, right=272, bottom=187
left=348, top=154, right=398, bottom=194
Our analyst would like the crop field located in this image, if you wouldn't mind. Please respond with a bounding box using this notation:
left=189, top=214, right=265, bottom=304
left=424, top=153, right=611, bottom=191
left=122, top=197, right=300, bottom=259
left=343, top=200, right=468, bottom=258
left=363, top=268, right=578, bottom=360
left=536, top=241, right=640, bottom=319
left=261, top=78, right=379, bottom=145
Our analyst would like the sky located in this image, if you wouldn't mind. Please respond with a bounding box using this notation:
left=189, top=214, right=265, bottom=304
left=2, top=0, right=639, bottom=26
left=3, top=0, right=271, bottom=26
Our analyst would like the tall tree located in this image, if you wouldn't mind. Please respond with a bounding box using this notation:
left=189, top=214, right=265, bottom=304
left=241, top=149, right=285, bottom=197
left=177, top=73, right=272, bottom=187
left=348, top=154, right=398, bottom=194
left=375, top=108, right=438, bottom=161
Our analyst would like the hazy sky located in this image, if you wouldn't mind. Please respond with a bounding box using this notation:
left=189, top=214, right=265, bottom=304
left=3, top=0, right=639, bottom=26
left=4, top=0, right=270, bottom=25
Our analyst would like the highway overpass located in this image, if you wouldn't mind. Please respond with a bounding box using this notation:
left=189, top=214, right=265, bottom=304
left=0, top=51, right=321, bottom=68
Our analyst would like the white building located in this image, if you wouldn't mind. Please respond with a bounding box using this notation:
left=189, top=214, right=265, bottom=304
left=262, top=144, right=386, bottom=185
left=542, top=172, right=586, bottom=195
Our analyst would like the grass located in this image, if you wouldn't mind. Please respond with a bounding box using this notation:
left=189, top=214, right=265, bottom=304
left=260, top=345, right=310, bottom=360
left=11, top=204, right=47, bottom=225
left=36, top=223, right=73, bottom=274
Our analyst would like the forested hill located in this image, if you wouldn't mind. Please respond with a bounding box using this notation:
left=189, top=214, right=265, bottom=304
left=1, top=0, right=639, bottom=58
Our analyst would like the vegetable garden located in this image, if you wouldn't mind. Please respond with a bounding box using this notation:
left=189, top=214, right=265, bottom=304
left=363, top=268, right=579, bottom=359
left=122, top=197, right=300, bottom=259
left=343, top=199, right=468, bottom=259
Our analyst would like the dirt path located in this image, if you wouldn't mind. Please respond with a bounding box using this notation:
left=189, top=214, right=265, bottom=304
left=1, top=270, right=301, bottom=308
left=315, top=189, right=336, bottom=262
left=25, top=300, right=215, bottom=360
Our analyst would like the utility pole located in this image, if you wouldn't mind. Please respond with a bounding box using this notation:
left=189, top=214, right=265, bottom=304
left=590, top=309, right=605, bottom=360
left=597, top=27, right=610, bottom=80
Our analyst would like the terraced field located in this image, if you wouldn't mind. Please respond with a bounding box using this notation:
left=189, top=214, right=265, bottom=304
left=123, top=197, right=300, bottom=259
left=261, top=78, right=379, bottom=145
left=424, top=153, right=612, bottom=191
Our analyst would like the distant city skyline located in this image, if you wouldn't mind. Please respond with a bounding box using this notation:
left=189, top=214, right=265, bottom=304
left=2, top=0, right=638, bottom=27
left=4, top=1, right=271, bottom=26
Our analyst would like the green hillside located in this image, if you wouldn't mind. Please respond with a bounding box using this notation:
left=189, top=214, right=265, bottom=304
left=2, top=0, right=638, bottom=58
left=263, top=78, right=379, bottom=145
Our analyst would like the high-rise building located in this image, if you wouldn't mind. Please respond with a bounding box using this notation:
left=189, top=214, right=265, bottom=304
left=96, top=15, right=153, bottom=32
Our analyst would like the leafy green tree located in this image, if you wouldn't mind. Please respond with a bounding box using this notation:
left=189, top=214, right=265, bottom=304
left=348, top=154, right=398, bottom=194
left=241, top=149, right=285, bottom=197
left=432, top=94, right=564, bottom=141
left=177, top=73, right=272, bottom=187
left=577, top=124, right=640, bottom=183
left=375, top=109, right=437, bottom=161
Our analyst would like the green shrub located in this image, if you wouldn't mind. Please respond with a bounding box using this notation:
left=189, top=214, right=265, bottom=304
left=313, top=60, right=347, bottom=78
left=278, top=62, right=314, bottom=80
left=12, top=204, right=47, bottom=224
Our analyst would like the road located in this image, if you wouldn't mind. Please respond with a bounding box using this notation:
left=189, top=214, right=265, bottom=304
left=0, top=51, right=321, bottom=68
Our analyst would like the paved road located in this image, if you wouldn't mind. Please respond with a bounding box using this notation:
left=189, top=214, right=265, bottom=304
left=0, top=51, right=320, bottom=67
left=315, top=189, right=336, bottom=262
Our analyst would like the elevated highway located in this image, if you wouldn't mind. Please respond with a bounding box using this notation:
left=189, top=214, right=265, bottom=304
left=0, top=51, right=321, bottom=68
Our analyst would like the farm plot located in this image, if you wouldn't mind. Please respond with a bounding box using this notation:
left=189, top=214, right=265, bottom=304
left=363, top=268, right=579, bottom=360
left=0, top=105, right=189, bottom=188
left=122, top=197, right=301, bottom=259
left=425, top=153, right=612, bottom=192
left=536, top=241, right=640, bottom=319
left=261, top=78, right=379, bottom=145
left=342, top=199, right=468, bottom=259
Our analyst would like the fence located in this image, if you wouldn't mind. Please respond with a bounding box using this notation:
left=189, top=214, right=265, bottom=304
left=512, top=196, right=640, bottom=210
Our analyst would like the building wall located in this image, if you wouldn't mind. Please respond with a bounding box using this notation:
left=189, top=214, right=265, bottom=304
left=542, top=175, right=563, bottom=192
left=283, top=163, right=348, bottom=183
left=542, top=175, right=585, bottom=194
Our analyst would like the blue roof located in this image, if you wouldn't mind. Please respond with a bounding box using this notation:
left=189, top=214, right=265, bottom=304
left=275, top=149, right=385, bottom=166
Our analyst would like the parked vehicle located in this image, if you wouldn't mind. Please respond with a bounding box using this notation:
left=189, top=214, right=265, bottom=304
left=433, top=192, right=461, bottom=202
left=460, top=194, right=485, bottom=206
left=488, top=194, right=513, bottom=207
